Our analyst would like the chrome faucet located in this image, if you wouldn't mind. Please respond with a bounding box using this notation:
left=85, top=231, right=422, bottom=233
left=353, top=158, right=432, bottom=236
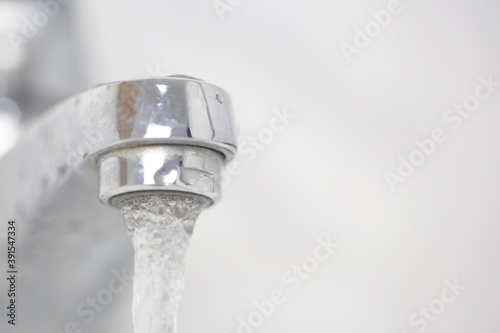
left=0, top=76, right=237, bottom=332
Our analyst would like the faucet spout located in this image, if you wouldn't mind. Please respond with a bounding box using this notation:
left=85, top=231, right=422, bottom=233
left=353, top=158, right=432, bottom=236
left=0, top=76, right=237, bottom=332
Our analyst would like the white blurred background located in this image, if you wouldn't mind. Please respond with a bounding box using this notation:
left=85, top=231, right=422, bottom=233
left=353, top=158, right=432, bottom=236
left=1, top=0, right=500, bottom=332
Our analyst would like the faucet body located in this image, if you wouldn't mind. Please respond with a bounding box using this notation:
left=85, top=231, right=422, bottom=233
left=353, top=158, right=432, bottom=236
left=0, top=77, right=236, bottom=332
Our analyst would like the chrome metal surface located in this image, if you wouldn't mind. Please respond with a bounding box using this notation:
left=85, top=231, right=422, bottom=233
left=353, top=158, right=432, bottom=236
left=99, top=145, right=224, bottom=204
left=0, top=76, right=237, bottom=332
left=0, top=76, right=236, bottom=220
left=89, top=77, right=237, bottom=158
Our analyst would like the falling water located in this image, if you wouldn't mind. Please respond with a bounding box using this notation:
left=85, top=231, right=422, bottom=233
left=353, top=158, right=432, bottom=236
left=114, top=194, right=207, bottom=333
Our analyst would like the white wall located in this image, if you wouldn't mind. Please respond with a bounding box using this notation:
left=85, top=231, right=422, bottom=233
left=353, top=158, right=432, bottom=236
left=4, top=0, right=500, bottom=332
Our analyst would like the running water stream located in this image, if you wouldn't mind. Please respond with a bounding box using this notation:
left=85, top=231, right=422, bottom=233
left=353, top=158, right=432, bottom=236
left=115, top=194, right=207, bottom=333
